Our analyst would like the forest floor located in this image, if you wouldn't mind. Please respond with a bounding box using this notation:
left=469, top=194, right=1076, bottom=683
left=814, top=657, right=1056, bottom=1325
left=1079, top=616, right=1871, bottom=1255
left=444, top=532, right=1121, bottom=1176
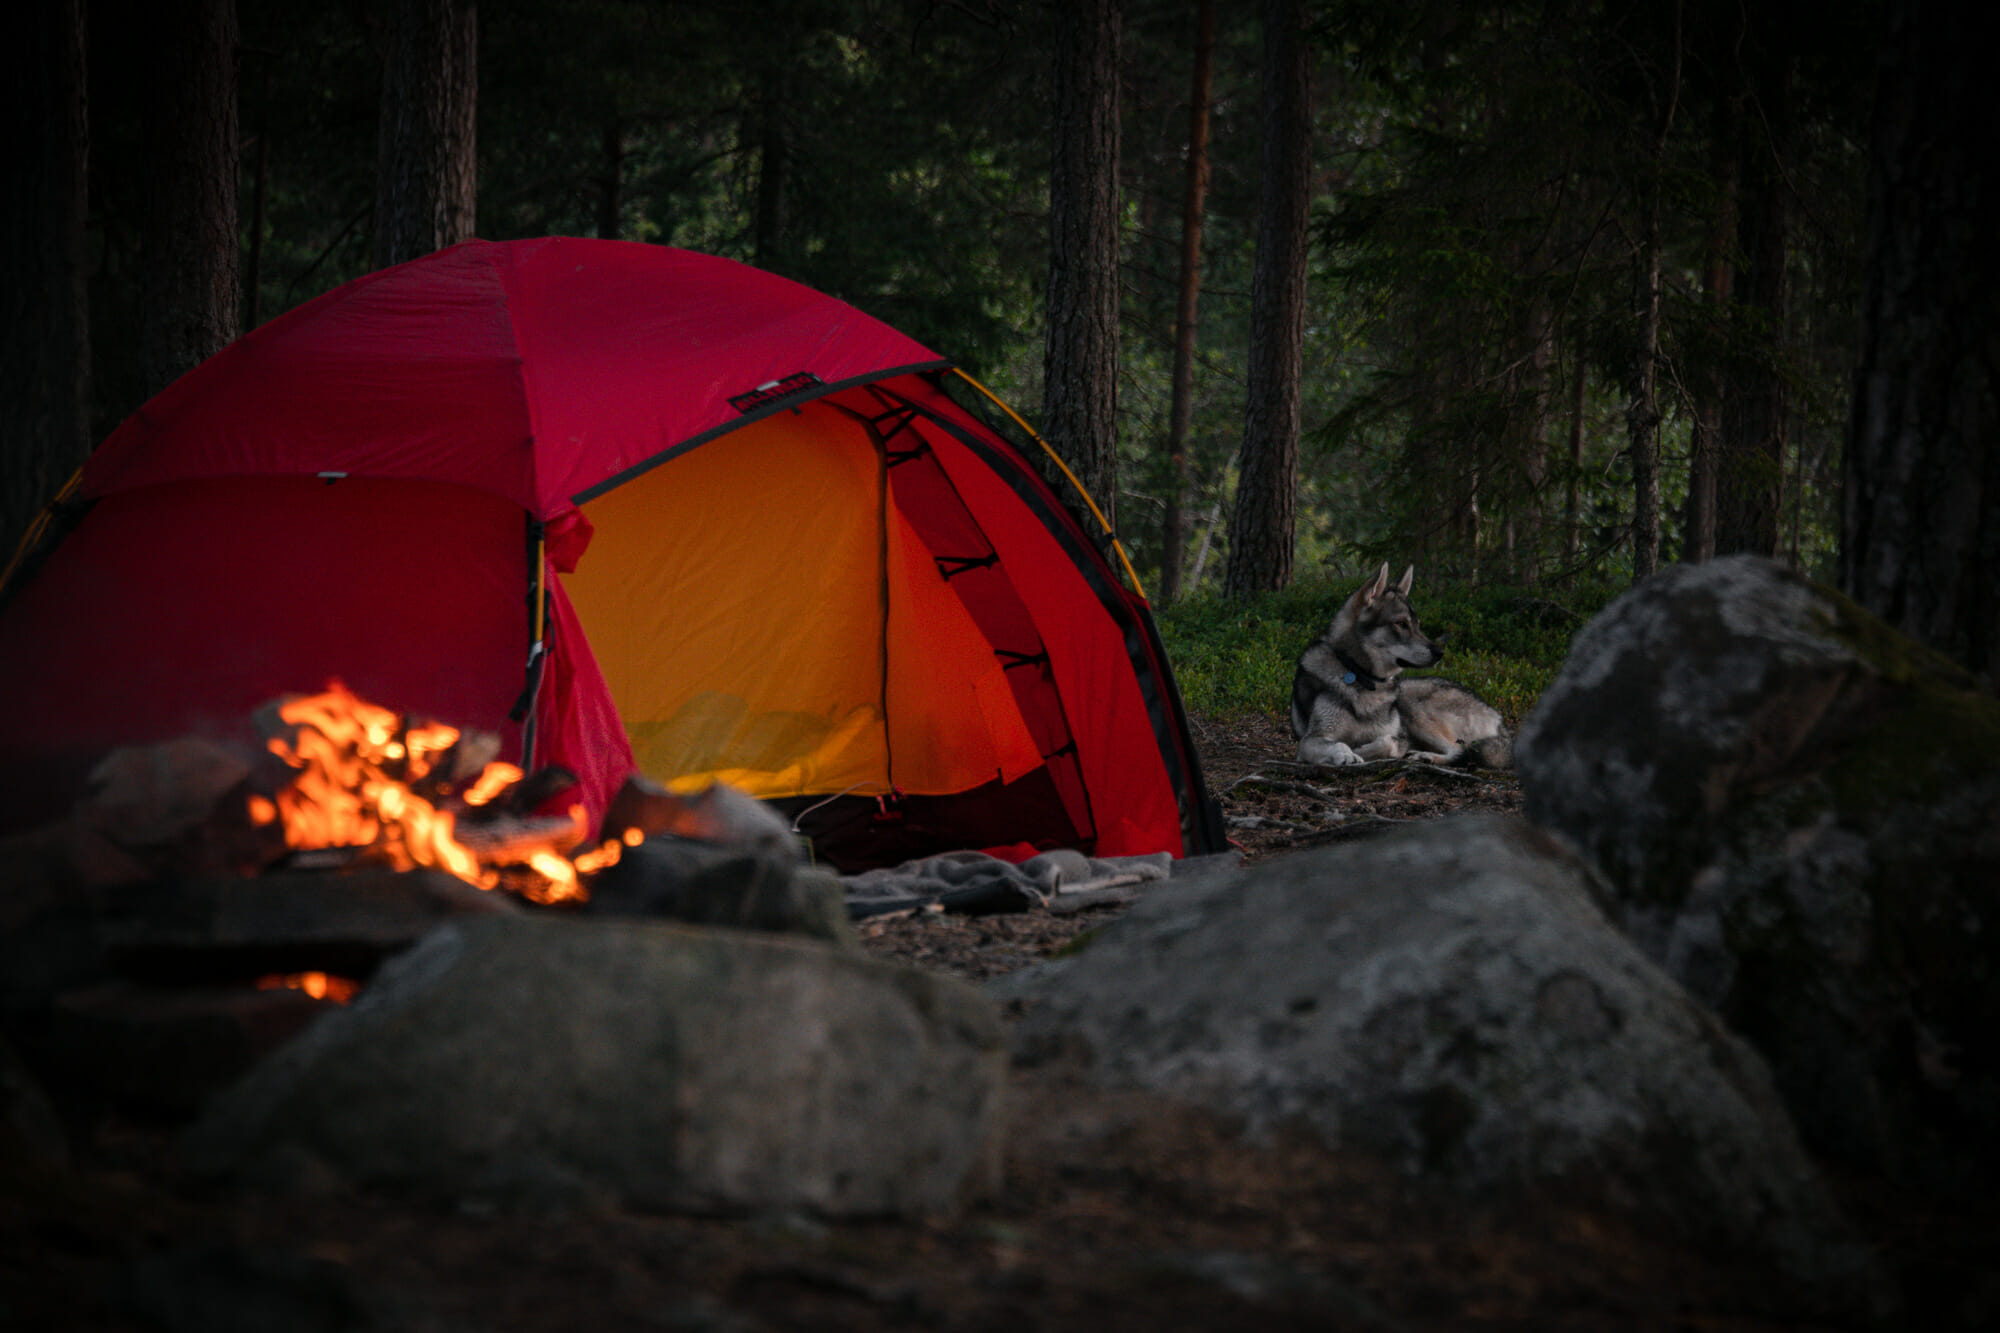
left=7, top=711, right=1995, bottom=1332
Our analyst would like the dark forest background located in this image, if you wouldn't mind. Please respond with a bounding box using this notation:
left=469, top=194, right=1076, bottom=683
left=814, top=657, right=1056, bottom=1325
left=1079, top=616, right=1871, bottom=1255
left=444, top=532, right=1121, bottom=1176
left=4, top=0, right=1992, bottom=676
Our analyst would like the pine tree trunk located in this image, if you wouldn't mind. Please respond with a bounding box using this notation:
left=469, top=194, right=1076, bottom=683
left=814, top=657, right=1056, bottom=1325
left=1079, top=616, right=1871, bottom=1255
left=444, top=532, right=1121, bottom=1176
left=1224, top=0, right=1310, bottom=598
left=1563, top=342, right=1586, bottom=569
left=1714, top=40, right=1790, bottom=558
left=244, top=54, right=272, bottom=330
left=1841, top=0, right=1999, bottom=677
left=752, top=69, right=786, bottom=271
left=597, top=119, right=625, bottom=241
left=0, top=0, right=90, bottom=560
left=1628, top=207, right=1665, bottom=581
left=1627, top=15, right=1680, bottom=582
left=374, top=0, right=477, bottom=271
left=1158, top=0, right=1215, bottom=605
left=1679, top=122, right=1734, bottom=565
left=140, top=0, right=240, bottom=401
left=1042, top=0, right=1123, bottom=528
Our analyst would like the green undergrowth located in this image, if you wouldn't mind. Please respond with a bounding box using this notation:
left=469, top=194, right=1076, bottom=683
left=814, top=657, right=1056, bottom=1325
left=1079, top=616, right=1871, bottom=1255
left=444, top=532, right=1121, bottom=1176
left=1154, top=575, right=1621, bottom=728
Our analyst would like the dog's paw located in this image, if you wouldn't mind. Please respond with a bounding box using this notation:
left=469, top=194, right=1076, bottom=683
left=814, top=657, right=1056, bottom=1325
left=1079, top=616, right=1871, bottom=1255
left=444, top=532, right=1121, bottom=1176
left=1298, top=738, right=1362, bottom=767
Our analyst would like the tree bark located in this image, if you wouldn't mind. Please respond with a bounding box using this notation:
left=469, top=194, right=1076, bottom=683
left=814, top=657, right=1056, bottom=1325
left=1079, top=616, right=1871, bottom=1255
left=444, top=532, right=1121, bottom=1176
left=0, top=0, right=90, bottom=562
left=1714, top=34, right=1790, bottom=558
left=1628, top=196, right=1666, bottom=580
left=1679, top=119, right=1735, bottom=564
left=1563, top=341, right=1587, bottom=568
left=244, top=51, right=272, bottom=329
left=1504, top=292, right=1553, bottom=582
left=597, top=118, right=625, bottom=241
left=140, top=0, right=240, bottom=402
left=1841, top=0, right=1998, bottom=677
left=1626, top=4, right=1681, bottom=583
left=751, top=69, right=786, bottom=271
left=374, top=0, right=478, bottom=271
left=1224, top=0, right=1311, bottom=598
left=1158, top=0, right=1215, bottom=605
left=1041, top=0, right=1123, bottom=529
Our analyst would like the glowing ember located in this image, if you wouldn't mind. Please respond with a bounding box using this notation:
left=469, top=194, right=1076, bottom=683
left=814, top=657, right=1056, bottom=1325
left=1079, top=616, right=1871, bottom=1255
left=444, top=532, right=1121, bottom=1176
left=256, top=971, right=361, bottom=1004
left=248, top=682, right=622, bottom=904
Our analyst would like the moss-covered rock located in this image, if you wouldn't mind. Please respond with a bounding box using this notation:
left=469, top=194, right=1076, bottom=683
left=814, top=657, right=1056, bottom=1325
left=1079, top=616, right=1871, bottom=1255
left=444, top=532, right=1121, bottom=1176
left=1517, top=555, right=2000, bottom=1191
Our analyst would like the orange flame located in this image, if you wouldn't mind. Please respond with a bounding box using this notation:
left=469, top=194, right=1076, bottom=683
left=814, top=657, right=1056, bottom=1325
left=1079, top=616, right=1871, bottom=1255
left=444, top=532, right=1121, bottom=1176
left=250, top=683, right=622, bottom=904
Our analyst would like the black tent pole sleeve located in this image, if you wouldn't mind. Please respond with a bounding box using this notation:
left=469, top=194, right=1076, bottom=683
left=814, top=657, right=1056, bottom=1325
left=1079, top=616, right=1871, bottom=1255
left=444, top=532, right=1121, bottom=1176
left=509, top=519, right=549, bottom=769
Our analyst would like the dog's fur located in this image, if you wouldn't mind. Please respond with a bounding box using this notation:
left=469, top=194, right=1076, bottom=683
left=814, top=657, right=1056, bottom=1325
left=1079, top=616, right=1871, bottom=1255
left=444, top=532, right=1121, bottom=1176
left=1289, top=563, right=1513, bottom=768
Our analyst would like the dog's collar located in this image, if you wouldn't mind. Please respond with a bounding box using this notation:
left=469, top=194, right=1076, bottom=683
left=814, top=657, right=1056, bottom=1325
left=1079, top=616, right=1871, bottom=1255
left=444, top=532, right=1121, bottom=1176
left=1335, top=649, right=1389, bottom=692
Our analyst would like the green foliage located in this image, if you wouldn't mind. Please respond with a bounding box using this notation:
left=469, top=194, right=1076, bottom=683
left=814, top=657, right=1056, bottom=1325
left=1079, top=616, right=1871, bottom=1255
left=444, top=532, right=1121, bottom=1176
left=1156, top=572, right=1621, bottom=728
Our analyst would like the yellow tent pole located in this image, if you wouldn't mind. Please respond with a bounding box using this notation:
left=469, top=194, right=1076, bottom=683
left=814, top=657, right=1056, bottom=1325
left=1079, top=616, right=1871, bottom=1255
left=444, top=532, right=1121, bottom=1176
left=531, top=532, right=548, bottom=644
left=0, top=468, right=85, bottom=598
left=950, top=369, right=1148, bottom=601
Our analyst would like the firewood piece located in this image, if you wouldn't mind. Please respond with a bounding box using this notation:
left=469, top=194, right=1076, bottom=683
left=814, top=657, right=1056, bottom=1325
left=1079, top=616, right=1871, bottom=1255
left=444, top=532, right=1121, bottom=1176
left=451, top=812, right=587, bottom=860
left=598, top=773, right=796, bottom=852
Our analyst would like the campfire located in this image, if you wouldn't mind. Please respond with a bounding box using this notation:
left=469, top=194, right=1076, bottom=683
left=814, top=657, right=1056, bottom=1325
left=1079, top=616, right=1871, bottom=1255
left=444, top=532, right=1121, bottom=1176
left=3, top=683, right=802, bottom=1116
left=247, top=682, right=632, bottom=906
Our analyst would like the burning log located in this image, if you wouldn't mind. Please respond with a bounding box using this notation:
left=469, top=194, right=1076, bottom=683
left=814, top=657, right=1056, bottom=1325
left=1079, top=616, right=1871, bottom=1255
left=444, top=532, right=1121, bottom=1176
left=246, top=682, right=624, bottom=904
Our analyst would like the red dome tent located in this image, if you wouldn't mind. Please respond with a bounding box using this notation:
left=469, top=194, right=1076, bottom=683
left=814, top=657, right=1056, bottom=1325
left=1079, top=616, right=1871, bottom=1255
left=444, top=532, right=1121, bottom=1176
left=0, top=238, right=1221, bottom=868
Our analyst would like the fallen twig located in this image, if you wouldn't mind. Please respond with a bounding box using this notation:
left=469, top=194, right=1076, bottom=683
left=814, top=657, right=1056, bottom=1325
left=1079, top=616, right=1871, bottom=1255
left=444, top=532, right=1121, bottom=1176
left=1227, top=773, right=1339, bottom=801
left=1226, top=813, right=1317, bottom=834
left=1286, top=814, right=1412, bottom=844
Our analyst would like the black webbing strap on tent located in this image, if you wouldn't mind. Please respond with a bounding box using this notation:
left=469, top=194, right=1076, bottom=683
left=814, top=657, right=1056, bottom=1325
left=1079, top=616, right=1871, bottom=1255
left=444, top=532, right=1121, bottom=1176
left=935, top=553, right=1000, bottom=579
left=509, top=518, right=549, bottom=769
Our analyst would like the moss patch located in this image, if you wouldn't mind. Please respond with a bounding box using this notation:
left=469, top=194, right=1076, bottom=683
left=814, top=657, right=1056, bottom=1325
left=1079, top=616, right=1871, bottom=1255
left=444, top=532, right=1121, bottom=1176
left=1806, top=589, right=2000, bottom=818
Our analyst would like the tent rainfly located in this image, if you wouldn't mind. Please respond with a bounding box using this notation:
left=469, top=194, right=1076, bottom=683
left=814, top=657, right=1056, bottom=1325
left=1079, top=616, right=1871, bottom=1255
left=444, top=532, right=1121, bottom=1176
left=0, top=237, right=1222, bottom=869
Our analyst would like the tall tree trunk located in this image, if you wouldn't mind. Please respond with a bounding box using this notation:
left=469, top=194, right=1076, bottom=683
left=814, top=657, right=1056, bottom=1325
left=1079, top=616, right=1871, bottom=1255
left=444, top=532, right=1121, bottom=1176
left=1626, top=2, right=1680, bottom=582
left=1680, top=120, right=1735, bottom=564
left=751, top=69, right=787, bottom=271
left=1714, top=33, right=1790, bottom=558
left=1224, top=0, right=1311, bottom=598
left=244, top=51, right=271, bottom=330
left=1563, top=342, right=1587, bottom=568
left=374, top=0, right=477, bottom=271
left=1628, top=202, right=1665, bottom=581
left=597, top=119, right=625, bottom=240
left=140, top=0, right=240, bottom=402
left=1158, top=0, right=1215, bottom=605
left=1841, top=0, right=1998, bottom=678
left=1506, top=291, right=1553, bottom=580
left=1, top=0, right=90, bottom=563
left=1042, top=0, right=1123, bottom=528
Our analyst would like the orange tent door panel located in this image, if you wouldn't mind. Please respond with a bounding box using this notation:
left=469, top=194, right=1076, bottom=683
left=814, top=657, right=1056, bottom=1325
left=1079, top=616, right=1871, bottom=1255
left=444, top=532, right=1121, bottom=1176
left=564, top=402, right=1043, bottom=801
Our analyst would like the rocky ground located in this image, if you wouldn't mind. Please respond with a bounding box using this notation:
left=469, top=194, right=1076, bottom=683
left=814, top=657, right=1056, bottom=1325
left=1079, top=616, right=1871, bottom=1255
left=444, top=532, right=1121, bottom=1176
left=5, top=712, right=1990, bottom=1331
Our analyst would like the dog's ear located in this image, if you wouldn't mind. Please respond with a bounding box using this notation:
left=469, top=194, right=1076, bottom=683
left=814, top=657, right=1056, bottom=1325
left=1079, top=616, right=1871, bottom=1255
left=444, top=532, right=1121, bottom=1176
left=1359, top=562, right=1389, bottom=605
left=1394, top=565, right=1414, bottom=598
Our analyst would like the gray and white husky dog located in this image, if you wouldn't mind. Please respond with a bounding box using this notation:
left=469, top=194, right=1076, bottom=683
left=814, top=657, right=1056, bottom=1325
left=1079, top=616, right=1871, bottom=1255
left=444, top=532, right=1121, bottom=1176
left=1289, top=563, right=1513, bottom=768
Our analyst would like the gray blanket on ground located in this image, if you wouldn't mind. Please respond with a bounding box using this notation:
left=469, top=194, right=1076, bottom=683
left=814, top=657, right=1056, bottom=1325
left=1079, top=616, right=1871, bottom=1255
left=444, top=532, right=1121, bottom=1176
left=841, top=848, right=1173, bottom=918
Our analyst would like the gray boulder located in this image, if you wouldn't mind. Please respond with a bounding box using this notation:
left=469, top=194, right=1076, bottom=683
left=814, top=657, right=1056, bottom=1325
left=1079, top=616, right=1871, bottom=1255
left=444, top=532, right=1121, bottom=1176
left=1006, top=814, right=1887, bottom=1313
left=1517, top=555, right=2000, bottom=1189
left=182, top=916, right=1006, bottom=1220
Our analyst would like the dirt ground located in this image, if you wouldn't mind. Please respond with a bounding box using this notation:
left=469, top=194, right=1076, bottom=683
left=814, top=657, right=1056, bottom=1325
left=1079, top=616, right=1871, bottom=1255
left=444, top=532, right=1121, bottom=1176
left=855, top=710, right=1523, bottom=981
left=6, top=712, right=1995, bottom=1331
